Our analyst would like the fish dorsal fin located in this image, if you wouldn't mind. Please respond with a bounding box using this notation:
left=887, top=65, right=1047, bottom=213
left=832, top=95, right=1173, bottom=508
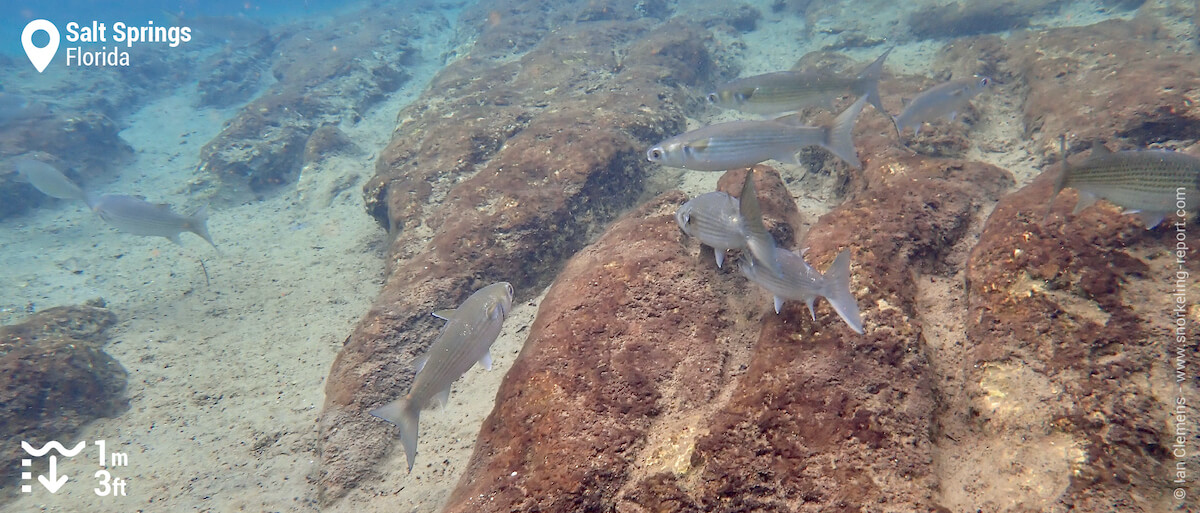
left=414, top=354, right=429, bottom=373
left=1091, top=143, right=1112, bottom=156
left=773, top=296, right=784, bottom=314
left=478, top=350, right=493, bottom=371
left=432, top=309, right=456, bottom=320
left=772, top=113, right=807, bottom=126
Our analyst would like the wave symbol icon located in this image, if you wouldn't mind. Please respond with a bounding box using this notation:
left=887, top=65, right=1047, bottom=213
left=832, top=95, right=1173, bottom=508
left=22, top=440, right=87, bottom=457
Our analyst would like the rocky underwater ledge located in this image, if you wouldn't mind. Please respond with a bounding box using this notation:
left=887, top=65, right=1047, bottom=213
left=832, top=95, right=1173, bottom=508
left=311, top=1, right=1199, bottom=512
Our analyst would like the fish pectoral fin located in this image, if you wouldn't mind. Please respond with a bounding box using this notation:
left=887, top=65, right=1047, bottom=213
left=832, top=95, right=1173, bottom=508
left=478, top=350, right=493, bottom=371
left=805, top=298, right=818, bottom=320
left=414, top=354, right=429, bottom=373
left=434, top=386, right=452, bottom=409
left=714, top=249, right=725, bottom=269
left=1131, top=210, right=1166, bottom=228
left=947, top=111, right=957, bottom=121
left=773, top=296, right=784, bottom=314
left=432, top=309, right=456, bottom=320
left=1071, top=192, right=1099, bottom=215
left=167, top=233, right=184, bottom=246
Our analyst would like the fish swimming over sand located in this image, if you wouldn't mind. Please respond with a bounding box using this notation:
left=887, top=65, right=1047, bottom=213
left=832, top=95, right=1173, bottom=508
left=13, top=158, right=86, bottom=201
left=676, top=169, right=780, bottom=274
left=1048, top=137, right=1200, bottom=228
left=893, top=75, right=990, bottom=136
left=708, top=47, right=892, bottom=117
left=89, top=194, right=216, bottom=248
left=739, top=248, right=864, bottom=334
left=371, top=281, right=515, bottom=472
left=647, top=95, right=867, bottom=170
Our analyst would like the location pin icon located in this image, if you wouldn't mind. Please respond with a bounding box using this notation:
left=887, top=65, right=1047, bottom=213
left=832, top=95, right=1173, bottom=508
left=22, top=19, right=60, bottom=73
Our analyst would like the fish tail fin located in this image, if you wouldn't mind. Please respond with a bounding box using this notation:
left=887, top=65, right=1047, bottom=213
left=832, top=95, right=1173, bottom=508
left=854, top=46, right=892, bottom=118
left=822, top=95, right=866, bottom=169
left=188, top=206, right=218, bottom=250
left=1043, top=134, right=1069, bottom=224
left=820, top=250, right=864, bottom=334
left=370, top=397, right=421, bottom=472
left=739, top=169, right=781, bottom=275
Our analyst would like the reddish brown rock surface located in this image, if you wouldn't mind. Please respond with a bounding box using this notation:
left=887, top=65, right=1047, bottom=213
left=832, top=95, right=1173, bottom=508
left=961, top=168, right=1198, bottom=511
left=317, top=6, right=714, bottom=503
left=443, top=143, right=1012, bottom=511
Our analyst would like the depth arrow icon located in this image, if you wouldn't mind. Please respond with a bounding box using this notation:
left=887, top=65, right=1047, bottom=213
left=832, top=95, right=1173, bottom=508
left=38, top=455, right=68, bottom=493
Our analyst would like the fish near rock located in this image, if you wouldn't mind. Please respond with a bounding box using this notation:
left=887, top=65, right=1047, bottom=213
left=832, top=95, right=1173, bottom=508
left=1048, top=137, right=1200, bottom=228
left=708, top=47, right=892, bottom=117
left=738, top=247, right=864, bottom=333
left=89, top=194, right=216, bottom=248
left=13, top=158, right=86, bottom=202
left=675, top=168, right=781, bottom=274
left=893, top=75, right=990, bottom=137
left=370, top=282, right=515, bottom=472
left=647, top=94, right=867, bottom=170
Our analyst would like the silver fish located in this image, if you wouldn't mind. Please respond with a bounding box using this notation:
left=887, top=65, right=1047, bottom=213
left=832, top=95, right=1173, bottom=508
left=13, top=158, right=85, bottom=201
left=739, top=248, right=863, bottom=334
left=675, top=169, right=780, bottom=274
left=371, top=282, right=515, bottom=472
left=893, top=75, right=990, bottom=136
left=90, top=194, right=216, bottom=248
left=647, top=95, right=866, bottom=171
left=1049, top=137, right=1200, bottom=228
left=708, top=47, right=891, bottom=117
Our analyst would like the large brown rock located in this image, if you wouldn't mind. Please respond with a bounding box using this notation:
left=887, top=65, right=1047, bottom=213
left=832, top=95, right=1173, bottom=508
left=316, top=7, right=715, bottom=503
left=198, top=6, right=416, bottom=197
left=0, top=302, right=125, bottom=501
left=960, top=168, right=1197, bottom=511
left=443, top=139, right=1012, bottom=511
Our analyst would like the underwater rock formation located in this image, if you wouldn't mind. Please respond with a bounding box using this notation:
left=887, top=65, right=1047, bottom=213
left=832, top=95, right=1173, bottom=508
left=442, top=141, right=1012, bottom=511
left=0, top=111, right=132, bottom=220
left=0, top=302, right=126, bottom=496
left=197, top=5, right=416, bottom=197
left=959, top=169, right=1197, bottom=511
left=316, top=6, right=714, bottom=503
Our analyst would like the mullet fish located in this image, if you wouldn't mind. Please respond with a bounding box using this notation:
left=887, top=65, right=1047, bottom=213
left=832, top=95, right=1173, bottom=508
left=739, top=248, right=864, bottom=334
left=893, top=75, right=990, bottom=136
left=675, top=168, right=781, bottom=275
left=1048, top=136, right=1200, bottom=228
left=708, top=47, right=892, bottom=117
left=14, top=158, right=86, bottom=201
left=371, top=282, right=515, bottom=472
left=647, top=95, right=867, bottom=170
left=89, top=194, right=216, bottom=248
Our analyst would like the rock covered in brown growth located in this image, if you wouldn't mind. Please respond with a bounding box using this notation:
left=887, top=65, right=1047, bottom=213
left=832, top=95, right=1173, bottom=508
left=443, top=147, right=1012, bottom=511
left=676, top=157, right=1011, bottom=512
left=443, top=192, right=761, bottom=512
left=317, top=9, right=715, bottom=503
left=960, top=169, right=1196, bottom=511
left=303, top=125, right=357, bottom=164
left=198, top=5, right=416, bottom=197
left=0, top=302, right=125, bottom=498
left=1010, top=19, right=1199, bottom=154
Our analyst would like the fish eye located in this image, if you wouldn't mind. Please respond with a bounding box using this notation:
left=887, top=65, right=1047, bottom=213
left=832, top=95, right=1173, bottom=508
left=706, top=93, right=719, bottom=104
left=979, top=76, right=991, bottom=87
left=647, top=148, right=663, bottom=162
